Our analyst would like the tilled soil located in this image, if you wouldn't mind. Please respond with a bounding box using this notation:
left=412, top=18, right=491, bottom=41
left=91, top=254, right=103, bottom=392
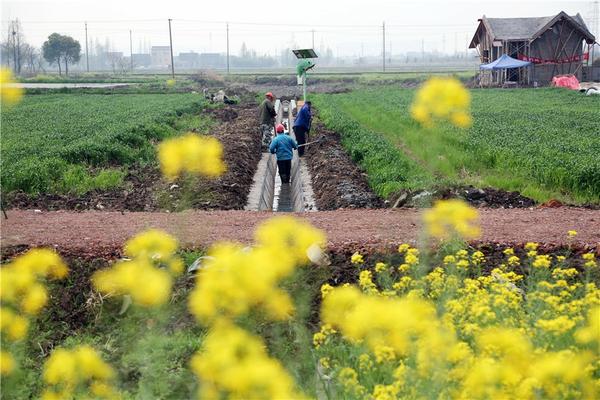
left=5, top=167, right=162, bottom=212
left=196, top=105, right=262, bottom=209
left=5, top=103, right=262, bottom=212
left=2, top=208, right=599, bottom=258
left=304, top=123, right=383, bottom=210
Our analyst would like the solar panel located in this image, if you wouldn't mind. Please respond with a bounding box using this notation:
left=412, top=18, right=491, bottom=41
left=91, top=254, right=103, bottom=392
left=292, top=49, right=318, bottom=59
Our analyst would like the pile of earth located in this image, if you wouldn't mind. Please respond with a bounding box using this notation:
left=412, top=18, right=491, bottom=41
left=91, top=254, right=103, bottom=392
left=5, top=103, right=262, bottom=212
left=166, top=104, right=262, bottom=211
left=304, top=123, right=384, bottom=210
left=388, top=186, right=537, bottom=209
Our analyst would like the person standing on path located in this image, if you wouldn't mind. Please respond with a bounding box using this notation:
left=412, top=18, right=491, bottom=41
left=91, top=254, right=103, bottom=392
left=258, top=92, right=277, bottom=150
left=293, top=101, right=312, bottom=156
left=269, top=123, right=298, bottom=184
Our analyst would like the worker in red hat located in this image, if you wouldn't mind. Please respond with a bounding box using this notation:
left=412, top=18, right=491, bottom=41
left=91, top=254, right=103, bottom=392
left=258, top=92, right=277, bottom=150
left=269, top=123, right=298, bottom=184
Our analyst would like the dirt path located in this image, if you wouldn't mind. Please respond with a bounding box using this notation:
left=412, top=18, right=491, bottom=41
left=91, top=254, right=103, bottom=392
left=1, top=208, right=599, bottom=257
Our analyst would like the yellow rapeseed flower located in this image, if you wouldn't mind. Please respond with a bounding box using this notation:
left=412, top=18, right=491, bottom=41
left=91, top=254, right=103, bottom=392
left=0, top=350, right=15, bottom=375
left=43, top=346, right=117, bottom=399
left=359, top=270, right=377, bottom=294
left=201, top=219, right=323, bottom=324
left=20, top=283, right=48, bottom=315
left=321, top=283, right=334, bottom=299
left=398, top=244, right=410, bottom=254
left=254, top=215, right=326, bottom=265
left=92, top=229, right=183, bottom=307
left=423, top=199, right=480, bottom=241
left=124, top=229, right=178, bottom=260
left=190, top=320, right=304, bottom=399
left=536, top=316, right=576, bottom=335
left=525, top=242, right=539, bottom=251
left=0, top=67, right=23, bottom=106
left=351, top=252, right=364, bottom=265
left=532, top=255, right=552, bottom=269
left=567, top=230, right=577, bottom=238
left=375, top=262, right=388, bottom=273
left=93, top=258, right=173, bottom=307
left=575, top=307, right=600, bottom=345
left=410, top=77, right=472, bottom=128
left=158, top=133, right=226, bottom=180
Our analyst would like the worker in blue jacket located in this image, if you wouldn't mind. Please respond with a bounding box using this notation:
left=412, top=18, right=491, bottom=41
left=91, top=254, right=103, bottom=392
left=293, top=101, right=312, bottom=156
left=269, top=123, right=298, bottom=184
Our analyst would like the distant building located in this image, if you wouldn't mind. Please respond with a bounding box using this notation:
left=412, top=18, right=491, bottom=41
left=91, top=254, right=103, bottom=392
left=469, top=11, right=596, bottom=85
left=151, top=46, right=171, bottom=68
left=178, top=51, right=200, bottom=68
left=105, top=51, right=123, bottom=60
left=199, top=53, right=223, bottom=68
left=132, top=53, right=151, bottom=67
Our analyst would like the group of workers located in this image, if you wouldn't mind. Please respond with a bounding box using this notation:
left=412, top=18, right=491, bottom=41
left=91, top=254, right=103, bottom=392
left=258, top=92, right=312, bottom=184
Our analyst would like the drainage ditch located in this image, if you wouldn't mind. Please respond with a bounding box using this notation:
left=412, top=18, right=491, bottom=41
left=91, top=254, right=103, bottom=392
left=245, top=99, right=317, bottom=212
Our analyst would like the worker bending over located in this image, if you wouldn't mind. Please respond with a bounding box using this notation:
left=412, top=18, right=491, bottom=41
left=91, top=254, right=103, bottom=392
left=269, top=123, right=298, bottom=184
left=293, top=101, right=312, bottom=156
left=258, top=92, right=277, bottom=149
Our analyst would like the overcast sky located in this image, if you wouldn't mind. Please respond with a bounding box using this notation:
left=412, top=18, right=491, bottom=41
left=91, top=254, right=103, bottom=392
left=1, top=0, right=596, bottom=57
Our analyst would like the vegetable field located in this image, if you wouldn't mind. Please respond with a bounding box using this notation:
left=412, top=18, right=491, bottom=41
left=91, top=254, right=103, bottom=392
left=314, top=88, right=600, bottom=203
left=0, top=93, right=205, bottom=194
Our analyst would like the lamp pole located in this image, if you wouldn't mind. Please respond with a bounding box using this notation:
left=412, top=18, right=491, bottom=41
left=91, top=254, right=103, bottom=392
left=168, top=19, right=175, bottom=78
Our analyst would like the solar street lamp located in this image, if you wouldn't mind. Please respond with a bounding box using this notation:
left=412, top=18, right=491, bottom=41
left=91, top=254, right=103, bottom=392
left=292, top=49, right=317, bottom=101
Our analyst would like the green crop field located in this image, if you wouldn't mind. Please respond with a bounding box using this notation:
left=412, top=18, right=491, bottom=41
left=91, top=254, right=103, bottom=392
left=314, top=87, right=600, bottom=203
left=1, top=93, right=207, bottom=195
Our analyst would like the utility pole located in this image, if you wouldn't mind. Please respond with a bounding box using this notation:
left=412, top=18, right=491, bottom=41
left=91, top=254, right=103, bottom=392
left=442, top=34, right=446, bottom=55
left=129, top=30, right=133, bottom=72
left=15, top=21, right=21, bottom=73
left=168, top=19, right=175, bottom=79
left=454, top=32, right=458, bottom=55
left=465, top=34, right=469, bottom=57
left=382, top=21, right=386, bottom=72
left=421, top=38, right=425, bottom=60
left=85, top=22, right=89, bottom=72
left=312, top=29, right=315, bottom=49
left=226, top=22, right=230, bottom=74
left=11, top=22, right=17, bottom=74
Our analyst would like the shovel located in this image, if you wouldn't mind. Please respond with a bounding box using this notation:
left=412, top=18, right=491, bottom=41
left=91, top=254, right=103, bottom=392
left=297, top=136, right=324, bottom=148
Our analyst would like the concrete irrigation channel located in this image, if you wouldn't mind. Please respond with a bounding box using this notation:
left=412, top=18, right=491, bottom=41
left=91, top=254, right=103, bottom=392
left=245, top=99, right=317, bottom=212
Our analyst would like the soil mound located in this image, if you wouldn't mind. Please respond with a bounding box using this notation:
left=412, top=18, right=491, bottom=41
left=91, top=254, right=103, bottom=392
left=304, top=124, right=383, bottom=210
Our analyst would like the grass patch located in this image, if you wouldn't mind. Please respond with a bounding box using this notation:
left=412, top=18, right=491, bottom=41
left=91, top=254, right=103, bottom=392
left=314, top=87, right=600, bottom=203
left=1, top=93, right=208, bottom=195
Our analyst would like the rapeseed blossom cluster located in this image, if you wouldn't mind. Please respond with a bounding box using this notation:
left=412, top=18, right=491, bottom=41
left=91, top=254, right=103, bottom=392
left=314, top=235, right=600, bottom=399
left=423, top=199, right=480, bottom=240
left=188, top=216, right=326, bottom=323
left=188, top=216, right=325, bottom=399
left=410, top=77, right=472, bottom=128
left=0, top=67, right=23, bottom=106
left=0, top=249, right=68, bottom=375
left=157, top=133, right=226, bottom=180
left=189, top=319, right=304, bottom=399
left=92, top=229, right=183, bottom=306
left=41, top=345, right=117, bottom=400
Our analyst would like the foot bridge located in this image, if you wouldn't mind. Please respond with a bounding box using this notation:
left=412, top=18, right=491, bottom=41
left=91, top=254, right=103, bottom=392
left=245, top=99, right=317, bottom=212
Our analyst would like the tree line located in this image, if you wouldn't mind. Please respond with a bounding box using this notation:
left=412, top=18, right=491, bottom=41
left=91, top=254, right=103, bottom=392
left=2, top=20, right=81, bottom=76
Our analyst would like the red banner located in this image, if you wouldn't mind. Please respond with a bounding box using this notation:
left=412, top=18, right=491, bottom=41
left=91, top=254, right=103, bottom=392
left=518, top=53, right=589, bottom=64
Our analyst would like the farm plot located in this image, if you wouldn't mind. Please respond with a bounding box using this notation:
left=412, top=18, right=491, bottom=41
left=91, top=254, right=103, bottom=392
left=0, top=93, right=206, bottom=196
left=313, top=87, right=600, bottom=204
